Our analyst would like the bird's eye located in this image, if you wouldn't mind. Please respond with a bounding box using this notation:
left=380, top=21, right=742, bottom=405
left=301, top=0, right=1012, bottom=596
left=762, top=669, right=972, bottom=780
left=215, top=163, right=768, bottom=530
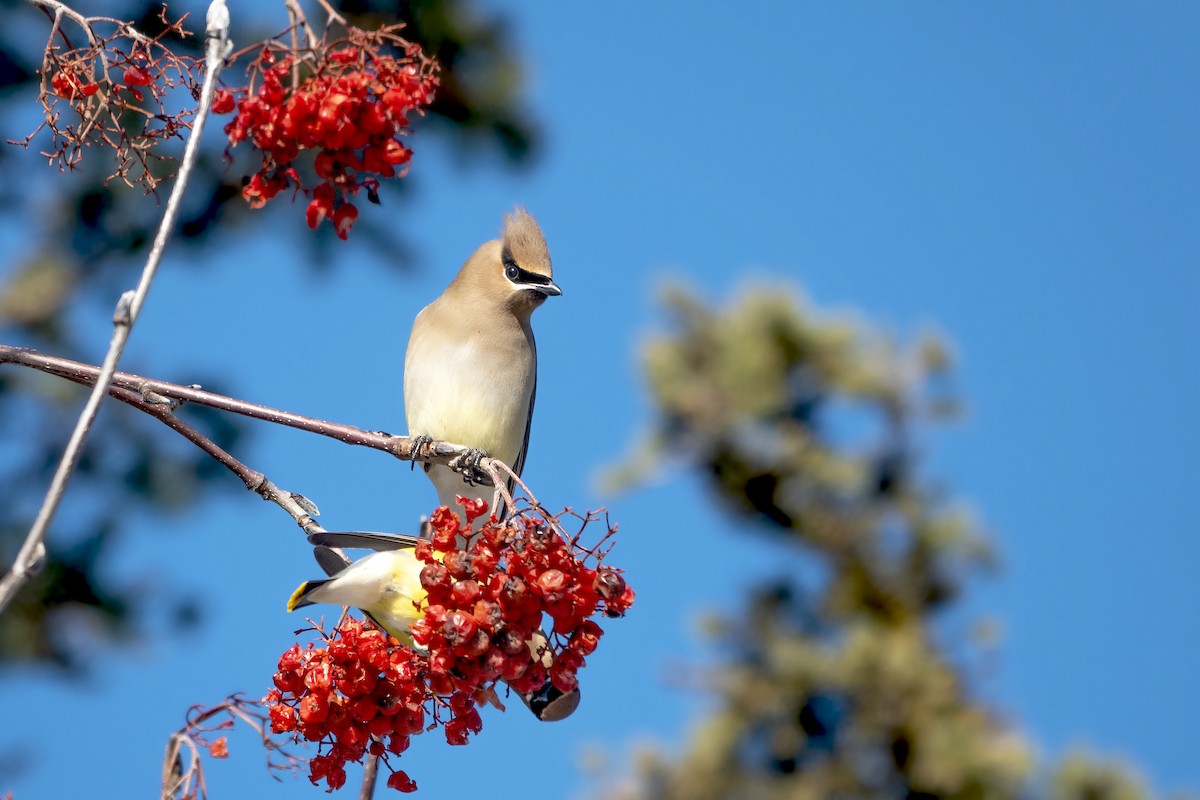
left=504, top=264, right=519, bottom=281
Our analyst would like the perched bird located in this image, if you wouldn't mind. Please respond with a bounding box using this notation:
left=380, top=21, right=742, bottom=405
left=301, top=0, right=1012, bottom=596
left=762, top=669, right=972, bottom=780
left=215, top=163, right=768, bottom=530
left=404, top=208, right=561, bottom=525
left=290, top=530, right=582, bottom=722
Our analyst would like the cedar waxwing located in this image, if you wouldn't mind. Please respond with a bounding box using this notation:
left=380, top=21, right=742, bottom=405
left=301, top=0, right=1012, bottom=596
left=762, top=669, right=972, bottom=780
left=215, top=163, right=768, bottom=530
left=404, top=209, right=560, bottom=525
left=287, top=532, right=425, bottom=643
left=290, top=530, right=582, bottom=722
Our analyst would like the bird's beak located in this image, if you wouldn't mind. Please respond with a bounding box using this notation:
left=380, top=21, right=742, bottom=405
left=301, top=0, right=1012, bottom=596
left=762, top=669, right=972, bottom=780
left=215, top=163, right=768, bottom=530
left=532, top=279, right=562, bottom=298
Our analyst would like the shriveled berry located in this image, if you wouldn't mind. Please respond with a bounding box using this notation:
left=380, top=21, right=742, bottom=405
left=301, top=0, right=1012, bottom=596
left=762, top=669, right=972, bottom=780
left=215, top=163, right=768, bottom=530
left=123, top=65, right=153, bottom=87
left=212, top=88, right=235, bottom=114
left=387, top=769, right=417, bottom=792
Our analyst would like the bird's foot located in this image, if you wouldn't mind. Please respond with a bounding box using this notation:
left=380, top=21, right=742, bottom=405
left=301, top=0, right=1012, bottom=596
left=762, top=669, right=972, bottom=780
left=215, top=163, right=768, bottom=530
left=449, top=447, right=489, bottom=486
left=409, top=434, right=434, bottom=471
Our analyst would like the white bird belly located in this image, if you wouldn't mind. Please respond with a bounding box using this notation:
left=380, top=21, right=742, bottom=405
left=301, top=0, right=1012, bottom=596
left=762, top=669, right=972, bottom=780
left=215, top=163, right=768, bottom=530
left=404, top=333, right=533, bottom=468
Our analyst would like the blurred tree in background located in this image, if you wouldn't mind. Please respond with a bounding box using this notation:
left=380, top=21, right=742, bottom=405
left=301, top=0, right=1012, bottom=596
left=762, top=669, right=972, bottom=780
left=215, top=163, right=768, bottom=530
left=0, top=0, right=538, bottom=671
left=611, top=286, right=1167, bottom=800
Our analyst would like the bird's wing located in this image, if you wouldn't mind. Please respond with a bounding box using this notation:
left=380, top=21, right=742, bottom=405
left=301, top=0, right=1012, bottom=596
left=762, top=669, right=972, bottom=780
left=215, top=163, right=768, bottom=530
left=512, top=371, right=535, bottom=480
left=307, top=531, right=422, bottom=551
left=498, top=372, right=535, bottom=522
left=312, top=545, right=352, bottom=577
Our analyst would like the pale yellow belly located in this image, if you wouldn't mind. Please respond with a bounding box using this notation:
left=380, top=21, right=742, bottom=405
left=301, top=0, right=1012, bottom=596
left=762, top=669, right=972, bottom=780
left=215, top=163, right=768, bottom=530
left=404, top=328, right=533, bottom=468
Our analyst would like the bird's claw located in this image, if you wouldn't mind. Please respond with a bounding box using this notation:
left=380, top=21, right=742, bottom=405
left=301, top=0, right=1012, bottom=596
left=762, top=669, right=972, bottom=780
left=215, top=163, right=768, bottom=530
left=409, top=434, right=434, bottom=472
left=449, top=447, right=489, bottom=486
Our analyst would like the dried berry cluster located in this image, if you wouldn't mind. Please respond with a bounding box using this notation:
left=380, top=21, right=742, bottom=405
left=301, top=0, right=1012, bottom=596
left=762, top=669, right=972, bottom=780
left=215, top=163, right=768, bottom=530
left=218, top=29, right=437, bottom=239
left=19, top=10, right=202, bottom=192
left=267, top=501, right=634, bottom=792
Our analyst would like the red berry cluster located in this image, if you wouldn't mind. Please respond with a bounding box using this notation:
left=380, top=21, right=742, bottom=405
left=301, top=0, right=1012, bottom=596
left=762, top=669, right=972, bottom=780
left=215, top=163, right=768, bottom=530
left=265, top=619, right=430, bottom=792
left=268, top=500, right=633, bottom=792
left=411, top=502, right=635, bottom=701
left=217, top=33, right=437, bottom=240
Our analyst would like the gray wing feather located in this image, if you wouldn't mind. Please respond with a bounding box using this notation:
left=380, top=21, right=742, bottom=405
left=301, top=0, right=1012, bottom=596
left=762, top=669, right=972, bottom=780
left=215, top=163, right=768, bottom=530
left=308, top=531, right=422, bottom=551
left=498, top=373, right=535, bottom=522
left=313, top=545, right=352, bottom=577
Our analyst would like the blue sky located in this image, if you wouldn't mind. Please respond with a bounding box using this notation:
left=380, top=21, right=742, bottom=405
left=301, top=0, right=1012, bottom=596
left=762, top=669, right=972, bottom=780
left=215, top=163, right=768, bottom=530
left=3, top=2, right=1199, bottom=797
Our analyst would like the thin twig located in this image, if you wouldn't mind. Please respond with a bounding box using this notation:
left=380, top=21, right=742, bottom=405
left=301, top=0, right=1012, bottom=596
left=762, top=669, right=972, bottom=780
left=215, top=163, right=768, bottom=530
left=311, top=0, right=348, bottom=27
left=0, top=3, right=230, bottom=616
left=163, top=694, right=305, bottom=799
left=359, top=752, right=380, bottom=800
left=283, top=0, right=318, bottom=50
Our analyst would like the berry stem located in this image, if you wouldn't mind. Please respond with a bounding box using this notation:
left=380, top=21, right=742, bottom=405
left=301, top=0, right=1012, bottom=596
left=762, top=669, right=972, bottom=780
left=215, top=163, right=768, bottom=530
left=359, top=751, right=380, bottom=800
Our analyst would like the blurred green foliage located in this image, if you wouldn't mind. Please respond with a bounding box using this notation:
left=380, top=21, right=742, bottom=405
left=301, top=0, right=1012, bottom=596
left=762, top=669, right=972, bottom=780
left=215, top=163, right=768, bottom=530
left=612, top=286, right=1178, bottom=800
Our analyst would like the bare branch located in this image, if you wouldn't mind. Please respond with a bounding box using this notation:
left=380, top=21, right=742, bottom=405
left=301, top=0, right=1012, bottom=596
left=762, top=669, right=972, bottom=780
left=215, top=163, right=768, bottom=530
left=359, top=752, right=380, bottom=800
left=283, top=0, right=318, bottom=51
left=0, top=342, right=546, bottom=552
left=0, top=346, right=515, bottom=476
left=107, top=380, right=327, bottom=535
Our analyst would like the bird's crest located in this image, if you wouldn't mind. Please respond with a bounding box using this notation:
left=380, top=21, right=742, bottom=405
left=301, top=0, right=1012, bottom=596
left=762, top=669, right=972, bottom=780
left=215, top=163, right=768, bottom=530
left=501, top=207, right=552, bottom=280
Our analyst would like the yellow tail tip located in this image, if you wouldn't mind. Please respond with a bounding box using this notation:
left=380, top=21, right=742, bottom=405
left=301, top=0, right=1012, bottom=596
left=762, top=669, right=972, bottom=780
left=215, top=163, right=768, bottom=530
left=287, top=582, right=310, bottom=612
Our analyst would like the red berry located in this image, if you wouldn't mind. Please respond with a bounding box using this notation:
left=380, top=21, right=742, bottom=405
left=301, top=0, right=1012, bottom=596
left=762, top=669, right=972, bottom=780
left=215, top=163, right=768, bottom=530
left=306, top=196, right=331, bottom=230
left=500, top=653, right=530, bottom=681
left=443, top=717, right=470, bottom=746
left=123, top=65, right=153, bottom=87
left=383, top=139, right=412, bottom=165
left=428, top=508, right=464, bottom=549
left=420, top=562, right=450, bottom=591
left=387, top=770, right=417, bottom=792
left=451, top=579, right=481, bottom=606
left=299, top=693, right=329, bottom=724
left=595, top=569, right=627, bottom=601
left=537, top=569, right=568, bottom=598
left=500, top=575, right=529, bottom=606
left=443, top=550, right=472, bottom=579
left=268, top=703, right=297, bottom=733
left=461, top=628, right=490, bottom=659
left=550, top=658, right=580, bottom=693
left=278, top=643, right=303, bottom=671
left=208, top=737, right=229, bottom=759
left=333, top=203, right=358, bottom=240
left=50, top=71, right=78, bottom=99
left=212, top=88, right=235, bottom=114
left=273, top=669, right=301, bottom=693
left=472, top=544, right=499, bottom=576
left=473, top=599, right=502, bottom=630
left=443, top=609, right=478, bottom=648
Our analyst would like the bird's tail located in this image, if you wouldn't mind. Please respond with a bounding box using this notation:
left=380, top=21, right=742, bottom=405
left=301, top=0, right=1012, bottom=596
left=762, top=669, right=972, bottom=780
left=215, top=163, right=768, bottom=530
left=287, top=579, right=329, bottom=612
